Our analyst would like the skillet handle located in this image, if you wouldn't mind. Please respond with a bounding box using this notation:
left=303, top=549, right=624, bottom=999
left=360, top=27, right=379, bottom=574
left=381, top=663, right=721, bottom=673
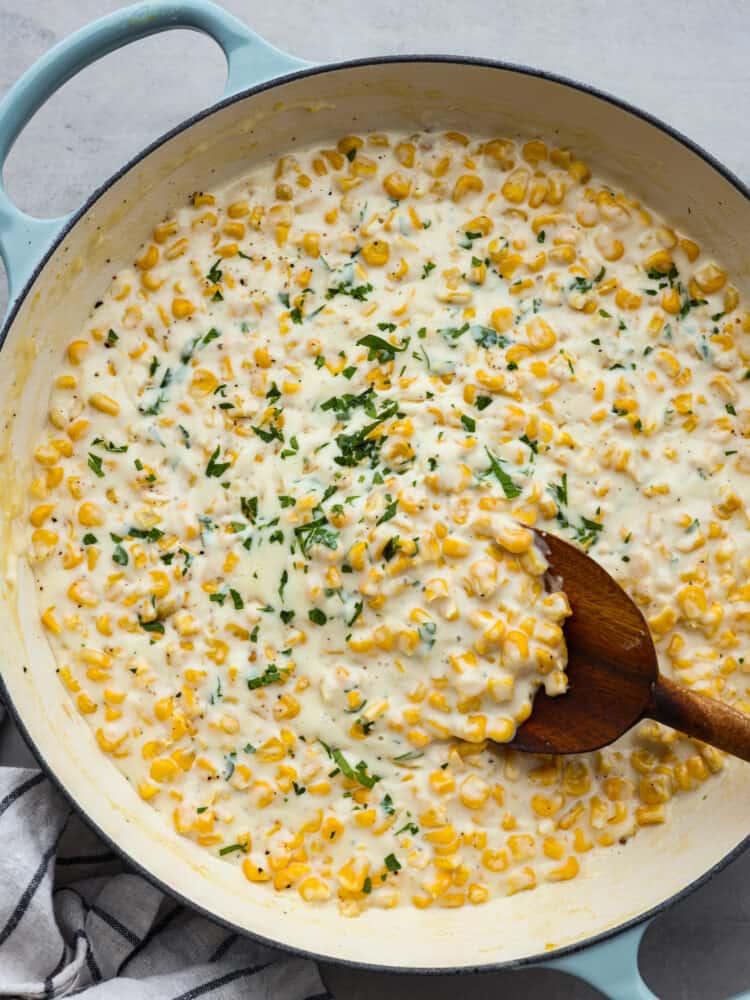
left=544, top=922, right=657, bottom=1000
left=0, top=0, right=308, bottom=313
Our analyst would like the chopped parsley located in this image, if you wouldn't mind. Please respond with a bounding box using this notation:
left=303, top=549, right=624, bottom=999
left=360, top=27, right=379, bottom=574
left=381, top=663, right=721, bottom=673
left=357, top=333, right=409, bottom=364
left=205, top=446, right=231, bottom=478
left=333, top=399, right=399, bottom=468
left=484, top=448, right=522, bottom=498
left=206, top=259, right=223, bottom=284
left=319, top=742, right=381, bottom=789
left=326, top=282, right=373, bottom=301
left=472, top=325, right=507, bottom=349
left=573, top=516, right=604, bottom=547
left=219, top=843, right=246, bottom=856
left=548, top=472, right=568, bottom=508
left=376, top=499, right=398, bottom=525
left=294, top=517, right=339, bottom=558
left=241, top=496, right=258, bottom=522
left=91, top=437, right=127, bottom=453
left=247, top=664, right=286, bottom=689
left=138, top=616, right=164, bottom=635
left=112, top=543, right=128, bottom=566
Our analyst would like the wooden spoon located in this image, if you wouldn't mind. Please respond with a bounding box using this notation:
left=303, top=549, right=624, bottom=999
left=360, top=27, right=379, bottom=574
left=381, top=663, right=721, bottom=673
left=510, top=529, right=750, bottom=761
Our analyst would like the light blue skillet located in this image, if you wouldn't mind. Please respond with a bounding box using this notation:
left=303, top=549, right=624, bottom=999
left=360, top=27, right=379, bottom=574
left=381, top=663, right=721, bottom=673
left=0, top=4, right=748, bottom=996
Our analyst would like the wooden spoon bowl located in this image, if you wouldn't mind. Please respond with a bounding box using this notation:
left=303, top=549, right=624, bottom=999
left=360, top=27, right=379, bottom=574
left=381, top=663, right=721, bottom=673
left=509, top=530, right=750, bottom=761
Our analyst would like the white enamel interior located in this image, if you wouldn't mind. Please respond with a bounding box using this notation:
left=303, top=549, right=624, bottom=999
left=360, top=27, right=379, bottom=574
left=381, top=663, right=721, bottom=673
left=1, top=60, right=749, bottom=971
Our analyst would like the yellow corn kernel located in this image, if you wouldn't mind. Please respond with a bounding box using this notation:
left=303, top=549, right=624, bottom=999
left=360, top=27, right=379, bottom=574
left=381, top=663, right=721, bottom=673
left=302, top=232, right=320, bottom=258
left=495, top=522, right=533, bottom=554
left=361, top=240, right=390, bottom=267
left=383, top=172, right=412, bottom=200
left=661, top=286, right=681, bottom=314
left=95, top=728, right=127, bottom=754
left=138, top=781, right=160, bottom=801
left=532, top=793, right=563, bottom=817
left=243, top=858, right=271, bottom=883
left=67, top=340, right=90, bottom=365
left=677, top=584, right=707, bottom=619
left=502, top=167, right=530, bottom=203
left=136, top=244, right=159, bottom=270
left=39, top=604, right=63, bottom=634
left=348, top=540, right=367, bottom=571
left=459, top=774, right=490, bottom=809
left=337, top=135, right=363, bottom=157
left=467, top=883, right=489, bottom=905
left=273, top=694, right=300, bottom=721
left=635, top=805, right=666, bottom=826
left=77, top=502, right=103, bottom=527
left=569, top=160, right=591, bottom=183
left=694, top=263, right=726, bottom=294
left=192, top=192, right=215, bottom=207
left=67, top=579, right=98, bottom=608
left=644, top=249, right=673, bottom=275
left=76, top=692, right=97, bottom=714
left=481, top=848, right=509, bottom=873
left=223, top=220, right=246, bottom=239
left=164, top=238, right=188, bottom=261
left=256, top=737, right=286, bottom=763
left=298, top=877, right=332, bottom=902
left=226, top=200, right=249, bottom=219
left=89, top=391, right=121, bottom=416
left=172, top=298, right=195, bottom=320
left=452, top=174, right=484, bottom=202
left=546, top=856, right=580, bottom=882
left=29, top=504, right=55, bottom=528
left=490, top=307, right=514, bottom=333
left=58, top=667, right=79, bottom=694
left=149, top=570, right=170, bottom=598
left=638, top=773, right=672, bottom=805
left=429, top=770, right=456, bottom=795
left=153, top=221, right=178, bottom=244
left=442, top=536, right=470, bottom=558
left=615, top=287, right=642, bottom=310
left=31, top=528, right=58, bottom=557
left=153, top=696, right=173, bottom=721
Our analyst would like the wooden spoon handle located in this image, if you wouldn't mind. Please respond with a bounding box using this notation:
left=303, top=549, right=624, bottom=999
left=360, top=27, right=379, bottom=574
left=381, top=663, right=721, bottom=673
left=648, top=676, right=750, bottom=762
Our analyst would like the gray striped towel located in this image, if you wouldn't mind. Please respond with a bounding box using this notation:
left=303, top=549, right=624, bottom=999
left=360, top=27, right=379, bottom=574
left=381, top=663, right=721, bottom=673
left=0, top=702, right=328, bottom=999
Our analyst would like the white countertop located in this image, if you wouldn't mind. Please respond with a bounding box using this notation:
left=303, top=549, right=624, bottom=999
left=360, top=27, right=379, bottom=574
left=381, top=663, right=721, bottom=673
left=1, top=2, right=750, bottom=996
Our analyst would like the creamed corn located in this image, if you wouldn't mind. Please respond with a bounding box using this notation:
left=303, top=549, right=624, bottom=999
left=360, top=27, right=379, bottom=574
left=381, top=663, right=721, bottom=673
left=23, top=129, right=748, bottom=915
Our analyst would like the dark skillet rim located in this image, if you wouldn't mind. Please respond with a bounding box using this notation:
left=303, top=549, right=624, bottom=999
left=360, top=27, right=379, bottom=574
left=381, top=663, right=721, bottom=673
left=1, top=52, right=750, bottom=980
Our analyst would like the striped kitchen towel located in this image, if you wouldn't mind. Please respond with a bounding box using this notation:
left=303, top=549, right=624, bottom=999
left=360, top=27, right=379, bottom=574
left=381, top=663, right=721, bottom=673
left=0, top=703, right=329, bottom=999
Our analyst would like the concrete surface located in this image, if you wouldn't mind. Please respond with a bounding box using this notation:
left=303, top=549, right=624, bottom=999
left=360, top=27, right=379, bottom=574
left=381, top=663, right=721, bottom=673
left=1, top=2, right=750, bottom=996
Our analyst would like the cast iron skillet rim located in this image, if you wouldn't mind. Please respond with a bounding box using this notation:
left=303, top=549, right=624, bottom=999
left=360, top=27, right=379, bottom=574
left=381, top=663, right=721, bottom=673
left=1, top=53, right=749, bottom=978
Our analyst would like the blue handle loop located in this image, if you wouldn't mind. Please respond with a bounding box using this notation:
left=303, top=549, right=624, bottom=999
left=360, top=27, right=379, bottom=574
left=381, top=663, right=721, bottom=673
left=545, top=922, right=657, bottom=1000
left=0, top=0, right=308, bottom=313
